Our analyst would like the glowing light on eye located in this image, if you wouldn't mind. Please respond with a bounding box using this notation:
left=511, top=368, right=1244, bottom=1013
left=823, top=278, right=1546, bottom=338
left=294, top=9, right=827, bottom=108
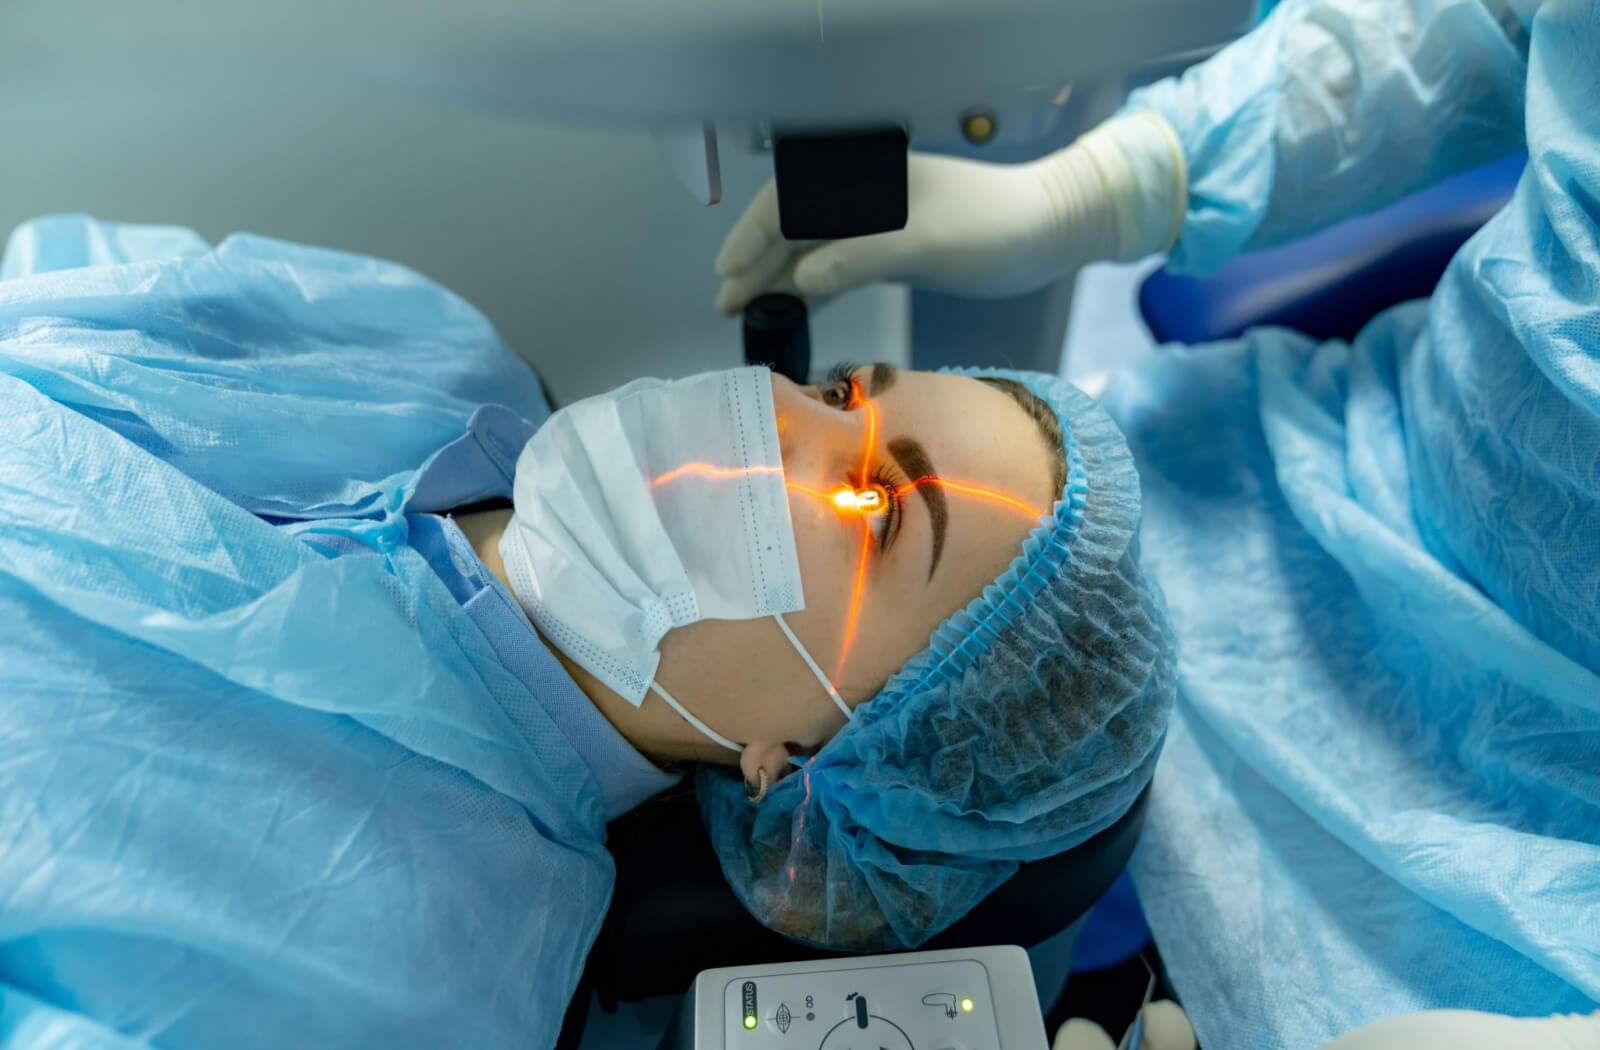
left=830, top=487, right=883, bottom=512
left=652, top=462, right=783, bottom=487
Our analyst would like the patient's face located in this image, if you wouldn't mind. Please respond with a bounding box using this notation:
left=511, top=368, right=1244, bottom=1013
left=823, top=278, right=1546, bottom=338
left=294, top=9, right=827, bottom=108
left=655, top=365, right=1059, bottom=773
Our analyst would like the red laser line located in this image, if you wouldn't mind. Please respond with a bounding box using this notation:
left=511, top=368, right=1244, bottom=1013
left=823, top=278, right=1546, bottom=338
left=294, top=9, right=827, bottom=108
left=781, top=766, right=814, bottom=914
left=829, top=378, right=881, bottom=683
left=834, top=518, right=874, bottom=682
left=895, top=476, right=1043, bottom=520
left=651, top=462, right=783, bottom=487
left=784, top=481, right=839, bottom=502
left=855, top=380, right=876, bottom=484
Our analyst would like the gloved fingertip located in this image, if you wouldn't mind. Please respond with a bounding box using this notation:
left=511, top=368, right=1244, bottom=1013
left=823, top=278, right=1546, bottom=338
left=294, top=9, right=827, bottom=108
left=793, top=258, right=838, bottom=300
left=714, top=240, right=758, bottom=278
left=1053, top=1017, right=1116, bottom=1050
left=714, top=285, right=745, bottom=316
left=1138, top=1001, right=1196, bottom=1050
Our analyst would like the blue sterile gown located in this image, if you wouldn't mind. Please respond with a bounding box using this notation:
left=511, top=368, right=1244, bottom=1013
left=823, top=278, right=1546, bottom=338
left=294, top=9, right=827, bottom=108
left=0, top=216, right=630, bottom=1049
left=1103, top=0, right=1600, bottom=1046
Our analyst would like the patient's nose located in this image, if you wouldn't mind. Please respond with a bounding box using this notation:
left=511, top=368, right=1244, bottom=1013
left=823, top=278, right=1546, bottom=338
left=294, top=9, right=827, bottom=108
left=770, top=372, right=852, bottom=472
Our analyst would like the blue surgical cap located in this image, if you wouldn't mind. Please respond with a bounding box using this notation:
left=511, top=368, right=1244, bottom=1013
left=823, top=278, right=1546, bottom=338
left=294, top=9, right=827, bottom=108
left=699, top=368, right=1177, bottom=951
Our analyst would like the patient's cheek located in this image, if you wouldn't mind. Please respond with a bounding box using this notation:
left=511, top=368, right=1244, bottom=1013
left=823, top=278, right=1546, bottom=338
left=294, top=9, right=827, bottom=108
left=787, top=502, right=848, bottom=597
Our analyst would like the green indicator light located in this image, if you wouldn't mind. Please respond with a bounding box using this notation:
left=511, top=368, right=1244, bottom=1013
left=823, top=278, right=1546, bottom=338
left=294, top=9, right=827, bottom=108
left=740, top=980, right=758, bottom=1030
left=961, top=999, right=974, bottom=1012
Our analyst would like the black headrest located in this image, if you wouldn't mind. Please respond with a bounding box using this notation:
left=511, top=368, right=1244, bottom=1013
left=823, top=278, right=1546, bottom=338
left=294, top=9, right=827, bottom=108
left=586, top=782, right=1150, bottom=1006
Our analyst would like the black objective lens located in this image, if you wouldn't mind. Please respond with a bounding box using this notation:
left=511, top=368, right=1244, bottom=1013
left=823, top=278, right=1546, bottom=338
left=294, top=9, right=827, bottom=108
left=742, top=293, right=811, bottom=384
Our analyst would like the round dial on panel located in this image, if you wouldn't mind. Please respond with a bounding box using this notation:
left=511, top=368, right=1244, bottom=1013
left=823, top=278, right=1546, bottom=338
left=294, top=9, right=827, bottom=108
left=817, top=994, right=914, bottom=1050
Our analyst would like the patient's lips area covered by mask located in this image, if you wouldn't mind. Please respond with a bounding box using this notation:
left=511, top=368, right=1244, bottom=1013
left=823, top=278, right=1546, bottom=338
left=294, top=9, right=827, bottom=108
left=500, top=367, right=804, bottom=707
left=500, top=366, right=857, bottom=751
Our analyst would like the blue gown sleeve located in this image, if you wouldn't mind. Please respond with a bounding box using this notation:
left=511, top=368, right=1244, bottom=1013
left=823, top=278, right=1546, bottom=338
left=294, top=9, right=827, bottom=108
left=1127, top=0, right=1535, bottom=273
left=1102, top=3, right=1600, bottom=1043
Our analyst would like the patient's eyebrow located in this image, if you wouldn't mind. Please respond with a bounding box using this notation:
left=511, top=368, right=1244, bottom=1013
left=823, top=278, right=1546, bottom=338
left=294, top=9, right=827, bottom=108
left=888, top=436, right=946, bottom=581
left=866, top=362, right=898, bottom=397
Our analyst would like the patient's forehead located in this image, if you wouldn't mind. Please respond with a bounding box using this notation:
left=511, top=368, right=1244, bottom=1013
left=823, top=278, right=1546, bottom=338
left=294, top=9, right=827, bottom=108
left=879, top=370, right=1057, bottom=508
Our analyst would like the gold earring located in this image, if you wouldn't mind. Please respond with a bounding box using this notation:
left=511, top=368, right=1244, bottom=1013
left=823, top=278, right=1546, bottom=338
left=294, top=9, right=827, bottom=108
left=745, top=767, right=769, bottom=804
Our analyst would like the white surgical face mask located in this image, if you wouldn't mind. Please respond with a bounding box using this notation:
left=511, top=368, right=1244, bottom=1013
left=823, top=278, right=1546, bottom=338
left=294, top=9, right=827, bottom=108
left=499, top=366, right=851, bottom=753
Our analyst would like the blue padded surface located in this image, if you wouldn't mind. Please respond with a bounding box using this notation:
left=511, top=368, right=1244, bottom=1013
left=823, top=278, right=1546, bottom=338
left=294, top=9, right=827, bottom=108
left=1139, top=154, right=1525, bottom=344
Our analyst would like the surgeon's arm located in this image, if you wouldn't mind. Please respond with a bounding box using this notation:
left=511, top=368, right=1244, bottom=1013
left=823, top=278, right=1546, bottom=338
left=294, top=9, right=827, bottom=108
left=1130, top=0, right=1532, bottom=274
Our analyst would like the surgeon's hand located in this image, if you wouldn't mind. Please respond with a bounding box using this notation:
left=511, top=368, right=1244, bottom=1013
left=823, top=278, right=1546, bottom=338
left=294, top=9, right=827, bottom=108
left=1052, top=1001, right=1196, bottom=1050
left=715, top=110, right=1187, bottom=314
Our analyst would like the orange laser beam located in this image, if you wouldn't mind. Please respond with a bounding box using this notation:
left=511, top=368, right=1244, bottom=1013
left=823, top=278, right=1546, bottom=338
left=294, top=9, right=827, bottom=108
left=856, top=382, right=877, bottom=484
left=652, top=462, right=783, bottom=487
left=834, top=518, right=873, bottom=681
left=780, top=766, right=815, bottom=911
left=784, top=480, right=839, bottom=502
left=831, top=379, right=880, bottom=685
left=896, top=476, right=1042, bottom=520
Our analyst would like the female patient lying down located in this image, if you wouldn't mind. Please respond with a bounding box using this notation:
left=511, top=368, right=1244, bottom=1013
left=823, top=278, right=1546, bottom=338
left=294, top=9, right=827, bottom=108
left=0, top=215, right=1173, bottom=1050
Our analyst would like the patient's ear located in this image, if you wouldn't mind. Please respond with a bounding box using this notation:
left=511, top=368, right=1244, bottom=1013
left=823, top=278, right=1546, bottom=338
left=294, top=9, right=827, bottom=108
left=739, top=741, right=794, bottom=791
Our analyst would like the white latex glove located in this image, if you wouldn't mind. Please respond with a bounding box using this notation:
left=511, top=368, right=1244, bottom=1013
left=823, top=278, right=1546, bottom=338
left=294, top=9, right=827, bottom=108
left=1053, top=1018, right=1116, bottom=1050
left=1052, top=1002, right=1197, bottom=1050
left=714, top=109, right=1186, bottom=314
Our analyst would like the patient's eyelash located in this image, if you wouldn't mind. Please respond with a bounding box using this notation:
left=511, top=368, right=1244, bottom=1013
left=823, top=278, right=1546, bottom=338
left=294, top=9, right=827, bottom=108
left=865, top=463, right=903, bottom=552
left=824, top=361, right=862, bottom=387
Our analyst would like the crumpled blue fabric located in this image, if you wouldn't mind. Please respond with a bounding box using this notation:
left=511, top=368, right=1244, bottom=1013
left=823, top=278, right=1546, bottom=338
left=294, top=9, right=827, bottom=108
left=0, top=215, right=613, bottom=1050
left=1108, top=0, right=1600, bottom=1045
left=700, top=369, right=1177, bottom=951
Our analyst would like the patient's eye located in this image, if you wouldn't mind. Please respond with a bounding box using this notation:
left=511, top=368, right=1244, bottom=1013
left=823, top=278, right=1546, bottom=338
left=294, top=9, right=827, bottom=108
left=821, top=362, right=860, bottom=408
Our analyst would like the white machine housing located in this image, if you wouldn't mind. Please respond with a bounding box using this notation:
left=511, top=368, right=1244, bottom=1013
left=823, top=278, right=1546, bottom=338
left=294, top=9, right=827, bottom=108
left=352, top=0, right=1251, bottom=147
left=662, top=944, right=1048, bottom=1050
left=20, top=0, right=1252, bottom=205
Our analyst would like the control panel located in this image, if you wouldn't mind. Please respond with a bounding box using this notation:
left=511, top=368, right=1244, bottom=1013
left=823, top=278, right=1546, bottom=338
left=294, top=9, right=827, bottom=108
left=665, top=945, right=1046, bottom=1050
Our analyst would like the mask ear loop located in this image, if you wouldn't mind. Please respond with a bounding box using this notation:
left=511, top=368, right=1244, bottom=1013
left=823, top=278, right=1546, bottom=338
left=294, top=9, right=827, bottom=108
left=774, top=613, right=854, bottom=724
left=648, top=680, right=742, bottom=754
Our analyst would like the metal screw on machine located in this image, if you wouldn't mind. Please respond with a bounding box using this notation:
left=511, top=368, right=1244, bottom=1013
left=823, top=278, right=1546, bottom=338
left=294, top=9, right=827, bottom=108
left=743, top=293, right=811, bottom=384
left=961, top=110, right=998, bottom=145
